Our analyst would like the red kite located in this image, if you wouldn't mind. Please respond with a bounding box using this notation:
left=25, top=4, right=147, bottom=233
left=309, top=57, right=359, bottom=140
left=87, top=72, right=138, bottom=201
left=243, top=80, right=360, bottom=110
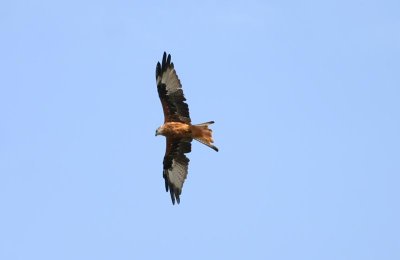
left=155, top=52, right=218, bottom=204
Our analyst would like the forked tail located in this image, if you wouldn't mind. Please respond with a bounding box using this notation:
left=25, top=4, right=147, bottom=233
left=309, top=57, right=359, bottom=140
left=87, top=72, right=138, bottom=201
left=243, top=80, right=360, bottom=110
left=191, top=121, right=218, bottom=152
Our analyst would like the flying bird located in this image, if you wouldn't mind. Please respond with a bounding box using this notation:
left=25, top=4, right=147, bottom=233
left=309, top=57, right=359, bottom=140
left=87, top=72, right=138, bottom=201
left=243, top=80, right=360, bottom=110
left=155, top=52, right=218, bottom=204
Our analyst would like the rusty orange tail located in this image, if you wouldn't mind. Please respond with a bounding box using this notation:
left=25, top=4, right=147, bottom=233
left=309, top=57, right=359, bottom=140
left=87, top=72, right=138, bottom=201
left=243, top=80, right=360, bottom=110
left=191, top=121, right=218, bottom=152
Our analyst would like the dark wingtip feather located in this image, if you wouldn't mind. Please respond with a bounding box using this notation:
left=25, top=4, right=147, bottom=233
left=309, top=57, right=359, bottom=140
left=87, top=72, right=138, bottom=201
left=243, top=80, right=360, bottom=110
left=164, top=179, right=169, bottom=192
left=170, top=189, right=176, bottom=205
left=162, top=52, right=167, bottom=68
left=166, top=53, right=171, bottom=65
left=156, top=62, right=161, bottom=79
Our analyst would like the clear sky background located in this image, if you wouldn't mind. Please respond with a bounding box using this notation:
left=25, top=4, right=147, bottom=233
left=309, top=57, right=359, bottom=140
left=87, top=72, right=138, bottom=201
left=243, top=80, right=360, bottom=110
left=1, top=0, right=399, bottom=259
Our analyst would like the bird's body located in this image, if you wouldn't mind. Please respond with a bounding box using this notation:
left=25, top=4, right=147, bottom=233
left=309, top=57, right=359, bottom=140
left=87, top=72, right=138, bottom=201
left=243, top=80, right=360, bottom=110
left=155, top=52, right=218, bottom=204
left=156, top=121, right=217, bottom=149
left=157, top=122, right=191, bottom=138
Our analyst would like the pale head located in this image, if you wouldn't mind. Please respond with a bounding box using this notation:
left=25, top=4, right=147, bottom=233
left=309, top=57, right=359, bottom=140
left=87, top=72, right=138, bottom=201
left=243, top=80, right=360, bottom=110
left=155, top=126, right=163, bottom=136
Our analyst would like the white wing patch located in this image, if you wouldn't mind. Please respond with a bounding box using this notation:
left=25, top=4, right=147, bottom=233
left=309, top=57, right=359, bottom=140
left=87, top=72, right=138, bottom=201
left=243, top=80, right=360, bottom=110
left=168, top=159, right=188, bottom=190
left=158, top=67, right=182, bottom=95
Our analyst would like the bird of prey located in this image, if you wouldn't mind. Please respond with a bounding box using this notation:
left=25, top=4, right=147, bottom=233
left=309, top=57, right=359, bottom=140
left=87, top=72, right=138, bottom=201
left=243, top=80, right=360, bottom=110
left=155, top=52, right=218, bottom=204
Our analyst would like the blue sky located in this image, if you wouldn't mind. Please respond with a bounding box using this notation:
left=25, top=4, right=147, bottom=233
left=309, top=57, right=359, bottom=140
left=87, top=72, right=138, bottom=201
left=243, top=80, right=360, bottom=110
left=1, top=0, right=399, bottom=259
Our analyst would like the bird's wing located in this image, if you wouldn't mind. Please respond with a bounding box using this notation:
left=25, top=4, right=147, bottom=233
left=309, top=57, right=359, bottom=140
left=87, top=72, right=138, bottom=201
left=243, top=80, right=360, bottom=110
left=163, top=137, right=192, bottom=204
left=156, top=52, right=191, bottom=124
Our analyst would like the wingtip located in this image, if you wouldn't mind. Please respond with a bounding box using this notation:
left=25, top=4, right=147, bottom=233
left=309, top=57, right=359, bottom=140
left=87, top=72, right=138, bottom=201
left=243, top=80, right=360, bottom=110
left=161, top=52, right=167, bottom=69
left=166, top=53, right=171, bottom=65
left=170, top=189, right=175, bottom=205
left=164, top=180, right=169, bottom=192
left=160, top=52, right=172, bottom=72
left=169, top=190, right=181, bottom=205
left=156, top=62, right=161, bottom=79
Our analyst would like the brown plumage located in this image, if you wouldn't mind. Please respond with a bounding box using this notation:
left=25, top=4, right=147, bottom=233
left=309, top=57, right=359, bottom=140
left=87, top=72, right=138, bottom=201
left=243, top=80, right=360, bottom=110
left=155, top=52, right=218, bottom=204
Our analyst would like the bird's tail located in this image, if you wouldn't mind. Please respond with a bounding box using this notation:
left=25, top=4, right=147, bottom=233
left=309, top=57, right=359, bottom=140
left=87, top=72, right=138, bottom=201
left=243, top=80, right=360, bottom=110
left=191, top=121, right=218, bottom=152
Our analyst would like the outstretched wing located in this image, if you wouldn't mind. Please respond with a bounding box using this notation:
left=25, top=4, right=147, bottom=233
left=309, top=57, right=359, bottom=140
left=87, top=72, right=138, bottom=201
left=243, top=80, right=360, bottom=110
left=163, top=137, right=192, bottom=204
left=156, top=52, right=191, bottom=124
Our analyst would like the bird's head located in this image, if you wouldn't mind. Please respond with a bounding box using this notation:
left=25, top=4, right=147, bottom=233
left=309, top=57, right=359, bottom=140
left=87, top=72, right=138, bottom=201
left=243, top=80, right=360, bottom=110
left=155, top=126, right=162, bottom=136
